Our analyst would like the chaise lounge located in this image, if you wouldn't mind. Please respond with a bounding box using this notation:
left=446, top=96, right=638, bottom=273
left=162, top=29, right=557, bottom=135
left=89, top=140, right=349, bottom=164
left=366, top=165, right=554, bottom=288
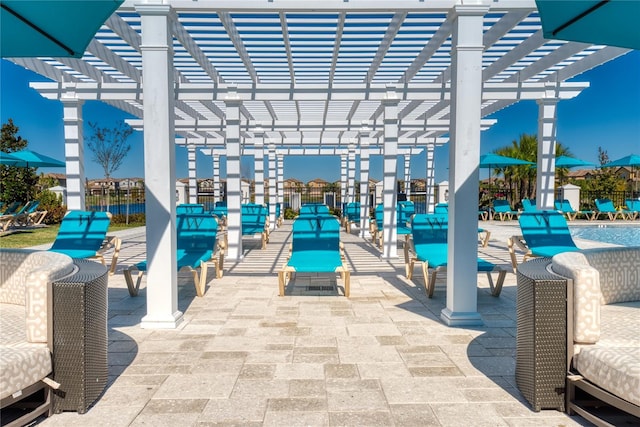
left=551, top=247, right=640, bottom=425
left=0, top=250, right=75, bottom=425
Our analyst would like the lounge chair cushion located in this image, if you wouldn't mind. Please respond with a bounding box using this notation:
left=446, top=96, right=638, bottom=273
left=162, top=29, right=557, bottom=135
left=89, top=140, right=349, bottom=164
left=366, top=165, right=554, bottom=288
left=0, top=344, right=52, bottom=400
left=287, top=250, right=343, bottom=273
left=574, top=346, right=640, bottom=407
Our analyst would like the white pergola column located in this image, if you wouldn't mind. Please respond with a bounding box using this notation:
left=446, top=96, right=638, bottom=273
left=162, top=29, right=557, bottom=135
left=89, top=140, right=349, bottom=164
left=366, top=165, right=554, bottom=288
left=277, top=154, right=284, bottom=217
left=537, top=85, right=559, bottom=210
left=347, top=143, right=357, bottom=204
left=359, top=139, right=371, bottom=238
left=253, top=134, right=265, bottom=206
left=212, top=154, right=221, bottom=203
left=61, top=96, right=85, bottom=211
left=267, top=143, right=277, bottom=230
left=225, top=89, right=243, bottom=261
left=340, top=154, right=347, bottom=208
left=425, top=143, right=436, bottom=213
left=442, top=4, right=488, bottom=327
left=404, top=154, right=411, bottom=198
left=381, top=86, right=399, bottom=259
left=187, top=143, right=197, bottom=204
left=137, top=3, right=181, bottom=329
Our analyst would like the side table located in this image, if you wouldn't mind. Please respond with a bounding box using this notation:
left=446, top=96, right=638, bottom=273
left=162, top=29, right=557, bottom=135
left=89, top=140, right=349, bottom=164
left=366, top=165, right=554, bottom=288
left=515, top=257, right=567, bottom=412
left=52, top=259, right=108, bottom=414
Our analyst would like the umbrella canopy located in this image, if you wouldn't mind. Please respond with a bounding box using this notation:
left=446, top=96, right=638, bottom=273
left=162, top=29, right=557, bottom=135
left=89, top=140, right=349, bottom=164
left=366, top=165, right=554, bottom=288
left=1, top=0, right=123, bottom=58
left=602, top=154, right=640, bottom=168
left=601, top=154, right=640, bottom=192
left=5, top=149, right=66, bottom=168
left=479, top=153, right=535, bottom=169
left=535, top=0, right=640, bottom=50
left=0, top=151, right=22, bottom=165
left=554, top=156, right=595, bottom=169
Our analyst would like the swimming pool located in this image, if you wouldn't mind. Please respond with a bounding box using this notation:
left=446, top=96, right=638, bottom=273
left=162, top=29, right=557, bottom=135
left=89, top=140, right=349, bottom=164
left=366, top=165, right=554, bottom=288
left=570, top=225, right=640, bottom=247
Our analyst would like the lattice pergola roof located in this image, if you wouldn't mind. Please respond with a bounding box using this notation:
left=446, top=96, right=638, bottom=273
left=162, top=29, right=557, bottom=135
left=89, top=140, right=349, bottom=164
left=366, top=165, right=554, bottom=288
left=10, top=0, right=630, bottom=147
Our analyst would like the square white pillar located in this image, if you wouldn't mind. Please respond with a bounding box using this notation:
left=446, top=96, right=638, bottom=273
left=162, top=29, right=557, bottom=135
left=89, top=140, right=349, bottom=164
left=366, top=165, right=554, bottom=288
left=277, top=154, right=284, bottom=216
left=381, top=87, right=399, bottom=259
left=359, top=140, right=371, bottom=238
left=537, top=87, right=559, bottom=210
left=225, top=92, right=243, bottom=261
left=442, top=4, right=488, bottom=327
left=137, top=3, right=182, bottom=329
left=347, top=143, right=357, bottom=204
left=425, top=143, right=436, bottom=213
left=187, top=143, right=197, bottom=204
left=404, top=154, right=411, bottom=197
left=268, top=144, right=277, bottom=230
left=61, top=96, right=85, bottom=211
left=212, top=154, right=221, bottom=203
left=340, top=154, right=347, bottom=208
left=254, top=137, right=265, bottom=206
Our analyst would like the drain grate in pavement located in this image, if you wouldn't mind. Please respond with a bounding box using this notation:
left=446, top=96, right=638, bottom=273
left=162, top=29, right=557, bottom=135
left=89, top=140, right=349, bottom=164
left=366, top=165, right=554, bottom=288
left=307, top=285, right=335, bottom=291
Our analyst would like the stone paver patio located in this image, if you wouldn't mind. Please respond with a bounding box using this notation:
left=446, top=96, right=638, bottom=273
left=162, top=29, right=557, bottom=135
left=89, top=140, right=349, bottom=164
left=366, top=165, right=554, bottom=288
left=36, top=220, right=616, bottom=426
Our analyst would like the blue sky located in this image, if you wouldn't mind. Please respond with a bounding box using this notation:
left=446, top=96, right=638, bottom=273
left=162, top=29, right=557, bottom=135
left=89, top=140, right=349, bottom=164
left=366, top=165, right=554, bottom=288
left=1, top=50, right=639, bottom=183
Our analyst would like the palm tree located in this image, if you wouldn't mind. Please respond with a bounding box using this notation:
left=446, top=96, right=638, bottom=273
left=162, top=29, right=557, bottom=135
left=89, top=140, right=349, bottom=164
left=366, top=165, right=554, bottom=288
left=494, top=134, right=572, bottom=203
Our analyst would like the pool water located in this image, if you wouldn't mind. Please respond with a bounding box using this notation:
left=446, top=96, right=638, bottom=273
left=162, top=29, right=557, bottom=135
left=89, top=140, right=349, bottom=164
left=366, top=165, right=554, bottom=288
left=570, top=225, right=640, bottom=247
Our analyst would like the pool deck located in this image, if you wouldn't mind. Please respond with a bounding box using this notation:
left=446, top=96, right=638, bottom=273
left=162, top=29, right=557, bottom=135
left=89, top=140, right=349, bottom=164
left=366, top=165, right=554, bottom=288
left=36, top=219, right=632, bottom=427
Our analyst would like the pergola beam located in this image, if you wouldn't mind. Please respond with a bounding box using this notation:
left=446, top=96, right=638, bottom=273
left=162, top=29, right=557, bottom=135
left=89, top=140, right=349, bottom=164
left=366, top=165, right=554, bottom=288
left=120, top=0, right=538, bottom=13
left=30, top=81, right=589, bottom=102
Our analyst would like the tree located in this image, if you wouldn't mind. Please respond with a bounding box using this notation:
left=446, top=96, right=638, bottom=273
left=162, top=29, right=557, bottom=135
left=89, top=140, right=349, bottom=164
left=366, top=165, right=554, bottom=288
left=0, top=119, right=38, bottom=204
left=86, top=121, right=133, bottom=180
left=493, top=134, right=573, bottom=204
left=578, top=147, right=625, bottom=196
left=86, top=121, right=134, bottom=208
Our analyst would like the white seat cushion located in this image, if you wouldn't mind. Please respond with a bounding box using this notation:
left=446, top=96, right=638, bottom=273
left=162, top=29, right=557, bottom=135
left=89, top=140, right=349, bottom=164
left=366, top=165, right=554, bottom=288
left=0, top=344, right=52, bottom=400
left=575, top=346, right=640, bottom=407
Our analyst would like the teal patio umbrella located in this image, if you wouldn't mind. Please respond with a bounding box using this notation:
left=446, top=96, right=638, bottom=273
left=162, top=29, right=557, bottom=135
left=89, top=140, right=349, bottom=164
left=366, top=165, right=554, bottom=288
left=1, top=0, right=123, bottom=58
left=555, top=155, right=595, bottom=169
left=480, top=153, right=535, bottom=171
left=601, top=154, right=640, bottom=192
left=6, top=149, right=66, bottom=168
left=535, top=0, right=640, bottom=50
left=0, top=151, right=22, bottom=165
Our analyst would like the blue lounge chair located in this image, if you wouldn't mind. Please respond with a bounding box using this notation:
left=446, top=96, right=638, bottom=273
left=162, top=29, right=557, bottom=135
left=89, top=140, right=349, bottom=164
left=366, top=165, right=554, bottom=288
left=276, top=203, right=282, bottom=226
left=422, top=203, right=491, bottom=247
left=507, top=210, right=580, bottom=271
left=124, top=213, right=223, bottom=297
left=278, top=215, right=349, bottom=297
left=371, top=203, right=413, bottom=247
left=0, top=201, right=36, bottom=231
left=176, top=203, right=205, bottom=214
left=300, top=203, right=330, bottom=215
left=12, top=200, right=47, bottom=227
left=623, top=199, right=640, bottom=220
left=404, top=213, right=507, bottom=297
left=212, top=201, right=227, bottom=217
left=594, top=198, right=625, bottom=221
left=492, top=199, right=519, bottom=221
left=49, top=210, right=121, bottom=275
left=521, top=198, right=536, bottom=212
left=434, top=203, right=448, bottom=214
left=0, top=201, right=20, bottom=215
left=242, top=203, right=269, bottom=249
left=343, top=202, right=360, bottom=232
left=554, top=199, right=595, bottom=221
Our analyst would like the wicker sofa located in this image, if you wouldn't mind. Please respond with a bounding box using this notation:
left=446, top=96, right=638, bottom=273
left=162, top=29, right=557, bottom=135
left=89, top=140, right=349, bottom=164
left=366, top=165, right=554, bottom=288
left=0, top=249, right=76, bottom=426
left=551, top=247, right=640, bottom=425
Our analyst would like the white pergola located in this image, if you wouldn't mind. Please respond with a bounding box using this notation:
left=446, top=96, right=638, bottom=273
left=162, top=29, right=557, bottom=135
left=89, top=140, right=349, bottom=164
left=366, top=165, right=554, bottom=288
left=9, top=0, right=630, bottom=328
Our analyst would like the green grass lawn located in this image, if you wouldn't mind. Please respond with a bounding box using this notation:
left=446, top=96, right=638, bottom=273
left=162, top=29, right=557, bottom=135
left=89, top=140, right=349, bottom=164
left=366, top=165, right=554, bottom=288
left=0, top=223, right=144, bottom=249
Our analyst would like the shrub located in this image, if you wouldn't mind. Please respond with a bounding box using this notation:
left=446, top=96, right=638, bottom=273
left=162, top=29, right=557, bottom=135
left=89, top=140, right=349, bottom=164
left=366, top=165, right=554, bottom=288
left=35, top=189, right=64, bottom=225
left=283, top=207, right=297, bottom=220
left=110, top=213, right=146, bottom=225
